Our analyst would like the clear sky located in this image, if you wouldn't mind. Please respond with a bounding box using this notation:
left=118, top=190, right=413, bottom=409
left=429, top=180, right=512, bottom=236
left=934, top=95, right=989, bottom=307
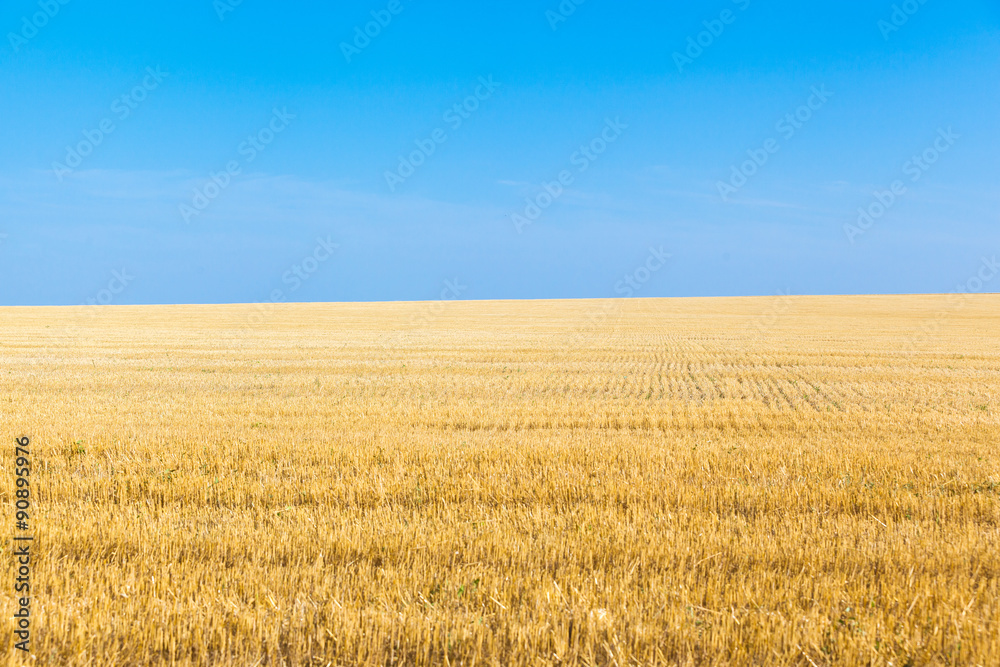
left=1, top=0, right=998, bottom=305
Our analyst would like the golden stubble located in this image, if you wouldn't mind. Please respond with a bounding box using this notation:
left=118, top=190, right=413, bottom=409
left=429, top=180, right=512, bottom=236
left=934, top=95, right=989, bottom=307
left=0, top=295, right=998, bottom=665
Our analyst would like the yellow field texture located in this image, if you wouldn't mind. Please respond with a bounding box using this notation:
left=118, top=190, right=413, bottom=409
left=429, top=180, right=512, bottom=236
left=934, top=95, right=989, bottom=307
left=1, top=295, right=998, bottom=666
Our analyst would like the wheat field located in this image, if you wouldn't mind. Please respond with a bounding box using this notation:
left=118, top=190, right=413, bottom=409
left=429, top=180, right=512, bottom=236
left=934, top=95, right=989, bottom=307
left=1, top=295, right=998, bottom=666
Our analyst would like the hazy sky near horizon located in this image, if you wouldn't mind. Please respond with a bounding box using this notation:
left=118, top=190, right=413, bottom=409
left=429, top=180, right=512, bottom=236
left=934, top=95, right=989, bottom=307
left=1, top=0, right=998, bottom=305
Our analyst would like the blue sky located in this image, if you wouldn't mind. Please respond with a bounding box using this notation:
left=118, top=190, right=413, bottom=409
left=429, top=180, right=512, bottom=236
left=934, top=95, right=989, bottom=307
left=1, top=0, right=998, bottom=305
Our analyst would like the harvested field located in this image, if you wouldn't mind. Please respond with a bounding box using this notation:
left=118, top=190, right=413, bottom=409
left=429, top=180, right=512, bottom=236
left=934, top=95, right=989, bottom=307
left=1, top=295, right=998, bottom=665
